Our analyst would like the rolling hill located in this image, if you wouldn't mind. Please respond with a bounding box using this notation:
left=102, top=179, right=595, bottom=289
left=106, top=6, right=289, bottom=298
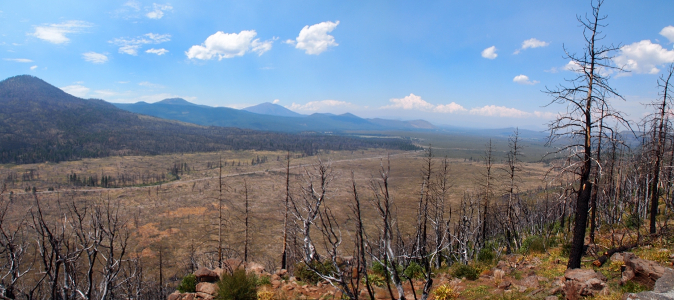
left=0, top=75, right=418, bottom=164
left=113, top=99, right=436, bottom=132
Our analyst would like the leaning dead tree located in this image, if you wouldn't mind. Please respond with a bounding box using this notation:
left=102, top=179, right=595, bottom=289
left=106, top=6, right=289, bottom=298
left=544, top=0, right=628, bottom=269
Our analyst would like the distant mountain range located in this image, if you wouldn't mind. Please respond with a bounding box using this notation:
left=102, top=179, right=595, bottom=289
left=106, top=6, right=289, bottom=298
left=0, top=75, right=418, bottom=164
left=113, top=99, right=436, bottom=133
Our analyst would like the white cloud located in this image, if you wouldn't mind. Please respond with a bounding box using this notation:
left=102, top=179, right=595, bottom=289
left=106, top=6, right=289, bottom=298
left=481, top=46, right=497, bottom=59
left=272, top=99, right=280, bottom=104
left=111, top=33, right=171, bottom=55
left=146, top=48, right=168, bottom=55
left=381, top=93, right=467, bottom=114
left=61, top=85, right=90, bottom=98
left=4, top=58, right=32, bottom=63
left=30, top=65, right=37, bottom=70
left=82, top=52, right=108, bottom=64
left=382, top=93, right=435, bottom=110
left=435, top=102, right=467, bottom=113
left=186, top=30, right=273, bottom=60
left=469, top=105, right=530, bottom=118
left=139, top=81, right=164, bottom=88
left=660, top=26, right=674, bottom=43
left=117, top=81, right=130, bottom=84
left=30, top=20, right=92, bottom=44
left=514, top=38, right=549, bottom=54
left=291, top=21, right=339, bottom=55
left=146, top=3, right=172, bottom=19
left=287, top=100, right=351, bottom=111
left=614, top=40, right=674, bottom=74
left=513, top=74, right=539, bottom=85
left=124, top=0, right=141, bottom=11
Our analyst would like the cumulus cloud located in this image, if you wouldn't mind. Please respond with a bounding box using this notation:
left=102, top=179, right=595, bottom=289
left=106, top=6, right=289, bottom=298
left=287, top=99, right=351, bottom=111
left=660, top=26, right=674, bottom=43
left=30, top=65, right=37, bottom=70
left=469, top=105, right=530, bottom=118
left=614, top=40, right=674, bottom=74
left=61, top=85, right=90, bottom=98
left=146, top=48, right=168, bottom=55
left=111, top=33, right=171, bottom=55
left=272, top=99, right=280, bottom=104
left=93, top=90, right=117, bottom=98
left=513, top=74, right=539, bottom=85
left=30, top=20, right=92, bottom=44
left=185, top=30, right=273, bottom=60
left=381, top=93, right=467, bottom=113
left=514, top=38, right=549, bottom=54
left=4, top=58, right=32, bottom=63
left=146, top=3, right=172, bottom=19
left=381, top=93, right=435, bottom=110
left=124, top=0, right=141, bottom=11
left=289, top=21, right=339, bottom=55
left=481, top=46, right=497, bottom=59
left=82, top=52, right=108, bottom=64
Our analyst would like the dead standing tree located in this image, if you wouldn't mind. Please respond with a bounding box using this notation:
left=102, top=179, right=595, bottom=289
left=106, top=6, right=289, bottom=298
left=544, top=0, right=628, bottom=269
left=290, top=159, right=333, bottom=263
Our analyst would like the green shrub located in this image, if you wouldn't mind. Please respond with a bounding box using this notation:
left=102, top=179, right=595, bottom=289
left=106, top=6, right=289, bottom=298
left=217, top=269, right=258, bottom=300
left=257, top=275, right=271, bottom=286
left=625, top=214, right=642, bottom=229
left=294, top=260, right=336, bottom=285
left=521, top=236, right=546, bottom=254
left=561, top=242, right=572, bottom=256
left=451, top=264, right=478, bottom=281
left=363, top=274, right=386, bottom=287
left=477, top=248, right=495, bottom=262
left=370, top=260, right=402, bottom=278
left=403, top=261, right=425, bottom=280
left=177, top=274, right=197, bottom=293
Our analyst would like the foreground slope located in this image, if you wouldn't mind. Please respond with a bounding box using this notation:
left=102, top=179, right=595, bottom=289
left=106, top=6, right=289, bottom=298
left=0, top=75, right=416, bottom=164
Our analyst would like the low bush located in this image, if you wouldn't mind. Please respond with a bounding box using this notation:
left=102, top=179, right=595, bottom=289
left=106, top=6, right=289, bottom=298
left=477, top=248, right=495, bottom=262
left=403, top=261, right=425, bottom=280
left=217, top=269, right=258, bottom=300
left=451, top=264, right=478, bottom=281
left=433, top=284, right=460, bottom=300
left=177, top=274, right=197, bottom=293
left=521, top=236, right=546, bottom=254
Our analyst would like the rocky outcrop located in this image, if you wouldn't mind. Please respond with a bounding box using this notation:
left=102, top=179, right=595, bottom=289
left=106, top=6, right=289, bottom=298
left=620, top=252, right=667, bottom=288
left=623, top=268, right=674, bottom=300
left=559, top=268, right=607, bottom=299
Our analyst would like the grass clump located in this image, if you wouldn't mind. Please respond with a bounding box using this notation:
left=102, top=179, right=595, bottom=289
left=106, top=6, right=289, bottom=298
left=621, top=281, right=649, bottom=294
left=217, top=269, right=258, bottom=300
left=177, top=273, right=197, bottom=293
left=451, top=263, right=479, bottom=281
left=433, top=284, right=460, bottom=300
left=477, top=248, right=495, bottom=263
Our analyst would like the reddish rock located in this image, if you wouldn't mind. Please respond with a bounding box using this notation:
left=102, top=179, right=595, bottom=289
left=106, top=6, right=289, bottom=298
left=196, top=282, right=218, bottom=296
left=519, top=275, right=540, bottom=289
left=195, top=292, right=214, bottom=300
left=561, top=269, right=606, bottom=299
left=195, top=267, right=219, bottom=283
left=168, top=291, right=182, bottom=300
left=621, top=252, right=667, bottom=288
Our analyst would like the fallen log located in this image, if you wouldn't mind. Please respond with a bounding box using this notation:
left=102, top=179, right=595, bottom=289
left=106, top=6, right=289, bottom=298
left=592, top=243, right=637, bottom=267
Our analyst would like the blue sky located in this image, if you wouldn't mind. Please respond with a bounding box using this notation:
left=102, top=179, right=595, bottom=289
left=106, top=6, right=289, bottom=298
left=1, top=0, right=673, bottom=129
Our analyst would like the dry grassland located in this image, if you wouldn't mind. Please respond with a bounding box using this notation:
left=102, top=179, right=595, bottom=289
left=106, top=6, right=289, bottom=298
left=0, top=148, right=550, bottom=282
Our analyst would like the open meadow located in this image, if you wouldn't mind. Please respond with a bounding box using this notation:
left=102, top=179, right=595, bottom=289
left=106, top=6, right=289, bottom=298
left=1, top=147, right=550, bottom=284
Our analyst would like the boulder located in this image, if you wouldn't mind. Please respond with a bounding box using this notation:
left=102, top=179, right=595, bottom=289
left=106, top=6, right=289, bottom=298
left=623, top=268, right=674, bottom=300
left=246, top=262, right=265, bottom=275
left=195, top=267, right=219, bottom=283
left=196, top=282, right=218, bottom=296
left=195, top=292, right=214, bottom=300
left=622, top=252, right=667, bottom=288
left=561, top=268, right=606, bottom=299
left=520, top=275, right=540, bottom=289
left=168, top=291, right=182, bottom=300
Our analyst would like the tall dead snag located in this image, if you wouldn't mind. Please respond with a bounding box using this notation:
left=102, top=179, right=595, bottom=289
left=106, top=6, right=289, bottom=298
left=350, top=172, right=375, bottom=300
left=243, top=178, right=250, bottom=263
left=290, top=159, right=332, bottom=262
left=544, top=0, right=627, bottom=269
left=478, top=140, right=494, bottom=249
left=0, top=185, right=30, bottom=299
left=431, top=157, right=451, bottom=269
left=218, top=155, right=224, bottom=268
left=281, top=151, right=291, bottom=270
left=503, top=129, right=523, bottom=252
left=370, top=156, right=405, bottom=300
left=646, top=64, right=674, bottom=234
